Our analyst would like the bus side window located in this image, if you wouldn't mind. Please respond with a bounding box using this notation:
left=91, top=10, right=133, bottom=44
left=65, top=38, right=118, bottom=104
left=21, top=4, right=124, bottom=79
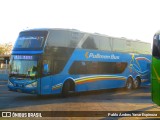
left=82, top=36, right=98, bottom=50
left=69, top=61, right=87, bottom=74
left=43, top=64, right=49, bottom=74
left=153, top=34, right=160, bottom=59
left=43, top=58, right=51, bottom=76
left=52, top=60, right=66, bottom=74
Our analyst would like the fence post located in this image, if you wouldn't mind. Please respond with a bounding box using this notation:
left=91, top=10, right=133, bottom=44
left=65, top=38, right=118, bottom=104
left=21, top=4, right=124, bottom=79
left=5, top=60, right=7, bottom=74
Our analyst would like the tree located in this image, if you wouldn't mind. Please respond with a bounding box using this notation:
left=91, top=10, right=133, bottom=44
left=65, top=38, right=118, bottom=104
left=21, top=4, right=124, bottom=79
left=0, top=42, right=13, bottom=55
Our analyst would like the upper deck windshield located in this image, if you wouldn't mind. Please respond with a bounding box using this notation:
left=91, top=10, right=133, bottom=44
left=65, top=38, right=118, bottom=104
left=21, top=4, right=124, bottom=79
left=153, top=34, right=160, bottom=59
left=10, top=55, right=40, bottom=79
left=13, top=31, right=48, bottom=50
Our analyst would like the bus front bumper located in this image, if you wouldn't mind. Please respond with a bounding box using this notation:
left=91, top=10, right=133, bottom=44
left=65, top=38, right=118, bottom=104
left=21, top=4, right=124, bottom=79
left=8, top=81, right=37, bottom=94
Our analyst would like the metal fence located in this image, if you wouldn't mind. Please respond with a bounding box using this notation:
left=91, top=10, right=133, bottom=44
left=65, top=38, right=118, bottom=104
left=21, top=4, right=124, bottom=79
left=0, top=69, right=9, bottom=80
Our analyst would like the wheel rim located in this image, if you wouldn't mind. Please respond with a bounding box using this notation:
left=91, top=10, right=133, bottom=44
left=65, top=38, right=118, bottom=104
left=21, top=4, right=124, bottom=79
left=126, top=79, right=132, bottom=89
left=127, top=82, right=131, bottom=89
left=134, top=78, right=140, bottom=89
left=134, top=79, right=138, bottom=88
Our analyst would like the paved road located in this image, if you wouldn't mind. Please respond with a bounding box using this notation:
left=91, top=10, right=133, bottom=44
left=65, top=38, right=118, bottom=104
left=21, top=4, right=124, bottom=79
left=0, top=80, right=160, bottom=120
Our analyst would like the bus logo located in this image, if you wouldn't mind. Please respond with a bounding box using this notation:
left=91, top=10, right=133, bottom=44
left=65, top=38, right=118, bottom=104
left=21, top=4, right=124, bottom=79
left=85, top=52, right=89, bottom=58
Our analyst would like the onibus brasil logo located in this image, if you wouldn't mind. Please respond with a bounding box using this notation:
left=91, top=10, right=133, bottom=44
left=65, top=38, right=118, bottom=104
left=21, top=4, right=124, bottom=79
left=85, top=52, right=120, bottom=59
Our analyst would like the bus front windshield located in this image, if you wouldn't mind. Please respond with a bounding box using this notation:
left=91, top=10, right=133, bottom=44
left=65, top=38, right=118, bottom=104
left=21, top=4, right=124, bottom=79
left=10, top=55, right=40, bottom=79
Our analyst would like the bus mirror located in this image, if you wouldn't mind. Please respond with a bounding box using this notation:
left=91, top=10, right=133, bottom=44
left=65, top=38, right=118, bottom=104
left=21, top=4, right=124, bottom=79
left=43, top=64, right=49, bottom=73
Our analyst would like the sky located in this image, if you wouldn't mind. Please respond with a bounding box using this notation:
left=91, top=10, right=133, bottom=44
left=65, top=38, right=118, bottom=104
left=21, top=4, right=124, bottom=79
left=0, top=0, right=160, bottom=46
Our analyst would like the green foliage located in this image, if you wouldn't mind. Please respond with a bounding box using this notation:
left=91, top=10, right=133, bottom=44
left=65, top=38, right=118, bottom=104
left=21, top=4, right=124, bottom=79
left=0, top=43, right=13, bottom=55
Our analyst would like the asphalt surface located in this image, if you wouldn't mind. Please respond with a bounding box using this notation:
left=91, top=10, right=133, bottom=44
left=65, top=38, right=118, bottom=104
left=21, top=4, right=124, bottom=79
left=0, top=79, right=160, bottom=120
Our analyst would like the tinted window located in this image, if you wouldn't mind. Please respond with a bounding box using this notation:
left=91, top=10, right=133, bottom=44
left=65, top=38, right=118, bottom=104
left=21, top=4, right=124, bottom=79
left=46, top=30, right=84, bottom=48
left=82, top=36, right=98, bottom=49
left=82, top=35, right=113, bottom=51
left=43, top=55, right=66, bottom=75
left=94, top=35, right=112, bottom=51
left=112, top=38, right=126, bottom=52
left=153, top=34, right=160, bottom=58
left=69, top=61, right=128, bottom=74
left=43, top=47, right=75, bottom=76
left=14, top=31, right=48, bottom=50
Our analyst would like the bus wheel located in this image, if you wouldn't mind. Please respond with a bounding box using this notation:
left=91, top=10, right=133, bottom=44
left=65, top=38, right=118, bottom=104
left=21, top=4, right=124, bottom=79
left=133, top=77, right=141, bottom=89
left=62, top=80, right=75, bottom=97
left=125, top=77, right=133, bottom=90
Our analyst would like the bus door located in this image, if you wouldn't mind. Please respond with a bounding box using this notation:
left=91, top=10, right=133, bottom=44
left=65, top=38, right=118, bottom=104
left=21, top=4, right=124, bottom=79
left=38, top=57, right=53, bottom=95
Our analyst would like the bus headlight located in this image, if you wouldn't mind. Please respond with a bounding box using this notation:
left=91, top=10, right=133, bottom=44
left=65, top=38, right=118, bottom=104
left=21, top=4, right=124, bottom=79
left=26, top=82, right=37, bottom=88
left=8, top=81, right=13, bottom=86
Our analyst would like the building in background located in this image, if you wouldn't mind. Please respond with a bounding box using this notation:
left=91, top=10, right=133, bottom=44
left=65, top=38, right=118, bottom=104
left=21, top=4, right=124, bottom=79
left=0, top=55, right=10, bottom=72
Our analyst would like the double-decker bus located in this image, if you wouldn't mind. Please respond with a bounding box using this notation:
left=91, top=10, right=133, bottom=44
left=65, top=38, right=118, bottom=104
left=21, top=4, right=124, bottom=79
left=152, top=31, right=160, bottom=105
left=8, top=28, right=151, bottom=96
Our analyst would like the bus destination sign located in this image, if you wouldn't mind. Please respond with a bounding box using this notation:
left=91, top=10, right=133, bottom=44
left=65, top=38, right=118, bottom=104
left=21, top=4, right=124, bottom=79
left=14, top=55, right=33, bottom=60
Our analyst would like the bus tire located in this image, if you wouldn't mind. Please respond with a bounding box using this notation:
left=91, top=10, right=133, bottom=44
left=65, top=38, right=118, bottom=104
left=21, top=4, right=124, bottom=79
left=133, top=77, right=141, bottom=89
left=62, top=80, right=75, bottom=97
left=125, top=77, right=133, bottom=90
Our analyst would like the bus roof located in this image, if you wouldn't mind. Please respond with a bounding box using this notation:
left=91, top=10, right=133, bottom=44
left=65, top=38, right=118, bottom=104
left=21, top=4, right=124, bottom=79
left=22, top=28, right=150, bottom=44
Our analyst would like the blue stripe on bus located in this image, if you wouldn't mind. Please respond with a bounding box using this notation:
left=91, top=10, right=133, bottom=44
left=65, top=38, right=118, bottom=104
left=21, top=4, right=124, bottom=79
left=12, top=50, right=43, bottom=54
